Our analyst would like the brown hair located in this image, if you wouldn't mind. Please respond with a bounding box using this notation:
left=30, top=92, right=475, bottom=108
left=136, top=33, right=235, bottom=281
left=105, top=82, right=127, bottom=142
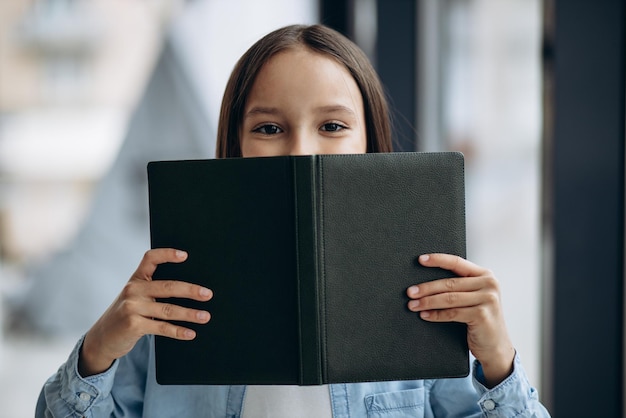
left=216, top=24, right=392, bottom=158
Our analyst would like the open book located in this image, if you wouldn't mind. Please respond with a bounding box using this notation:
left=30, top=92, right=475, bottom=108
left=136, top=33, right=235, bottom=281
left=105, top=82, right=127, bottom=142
left=148, top=152, right=468, bottom=385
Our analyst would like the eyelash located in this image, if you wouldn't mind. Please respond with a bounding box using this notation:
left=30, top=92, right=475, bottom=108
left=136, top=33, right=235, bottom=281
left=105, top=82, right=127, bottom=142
left=252, top=124, right=283, bottom=135
left=320, top=122, right=348, bottom=132
left=251, top=121, right=349, bottom=135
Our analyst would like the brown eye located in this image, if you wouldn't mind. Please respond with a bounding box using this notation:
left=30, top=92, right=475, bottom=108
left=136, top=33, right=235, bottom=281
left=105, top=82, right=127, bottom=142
left=321, top=123, right=346, bottom=132
left=254, top=124, right=283, bottom=135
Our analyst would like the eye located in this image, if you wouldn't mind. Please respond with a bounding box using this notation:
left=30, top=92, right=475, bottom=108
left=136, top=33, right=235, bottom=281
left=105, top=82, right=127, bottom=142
left=253, top=124, right=283, bottom=135
left=320, top=122, right=347, bottom=132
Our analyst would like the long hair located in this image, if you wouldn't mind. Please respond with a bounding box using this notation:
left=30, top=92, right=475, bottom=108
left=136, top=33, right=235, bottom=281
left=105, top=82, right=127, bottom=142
left=216, top=24, right=392, bottom=158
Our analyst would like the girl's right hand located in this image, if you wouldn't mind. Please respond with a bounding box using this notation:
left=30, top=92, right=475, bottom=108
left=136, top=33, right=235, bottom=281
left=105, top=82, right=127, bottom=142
left=78, top=248, right=213, bottom=377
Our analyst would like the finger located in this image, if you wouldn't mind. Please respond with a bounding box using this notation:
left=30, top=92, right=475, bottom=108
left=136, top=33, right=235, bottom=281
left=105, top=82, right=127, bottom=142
left=417, top=306, right=473, bottom=323
left=418, top=253, right=489, bottom=277
left=134, top=248, right=188, bottom=280
left=409, top=275, right=499, bottom=301
left=140, top=316, right=199, bottom=340
left=416, top=305, right=493, bottom=326
left=407, top=274, right=495, bottom=299
left=407, top=287, right=490, bottom=312
left=142, top=300, right=211, bottom=325
left=144, top=280, right=213, bottom=301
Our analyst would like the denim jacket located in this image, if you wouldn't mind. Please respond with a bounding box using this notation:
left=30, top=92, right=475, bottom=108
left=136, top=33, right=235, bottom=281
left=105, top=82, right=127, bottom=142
left=36, top=335, right=550, bottom=417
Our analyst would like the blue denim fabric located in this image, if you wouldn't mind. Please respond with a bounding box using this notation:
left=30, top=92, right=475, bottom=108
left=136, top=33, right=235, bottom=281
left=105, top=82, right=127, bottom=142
left=36, top=335, right=550, bottom=417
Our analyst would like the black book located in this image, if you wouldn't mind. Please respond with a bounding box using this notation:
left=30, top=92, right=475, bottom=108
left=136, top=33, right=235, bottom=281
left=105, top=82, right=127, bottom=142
left=148, top=152, right=469, bottom=386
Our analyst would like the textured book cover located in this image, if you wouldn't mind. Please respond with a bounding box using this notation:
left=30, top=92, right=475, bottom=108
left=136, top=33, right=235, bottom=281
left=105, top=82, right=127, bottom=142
left=148, top=152, right=468, bottom=385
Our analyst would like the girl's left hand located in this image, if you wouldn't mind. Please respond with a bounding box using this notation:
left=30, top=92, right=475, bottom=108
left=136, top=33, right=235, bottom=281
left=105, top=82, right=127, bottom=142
left=407, top=253, right=515, bottom=388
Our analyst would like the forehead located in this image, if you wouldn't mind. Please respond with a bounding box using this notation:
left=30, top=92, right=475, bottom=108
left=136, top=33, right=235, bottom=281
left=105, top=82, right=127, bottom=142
left=246, top=47, right=363, bottom=110
left=259, top=46, right=348, bottom=78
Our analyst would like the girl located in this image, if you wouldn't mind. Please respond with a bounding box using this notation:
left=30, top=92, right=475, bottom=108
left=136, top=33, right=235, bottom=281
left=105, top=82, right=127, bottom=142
left=37, top=24, right=549, bottom=417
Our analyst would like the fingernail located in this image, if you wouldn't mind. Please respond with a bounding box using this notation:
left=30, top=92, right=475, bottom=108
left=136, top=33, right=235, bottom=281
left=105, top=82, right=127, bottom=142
left=199, top=287, right=212, bottom=297
left=184, top=329, right=196, bottom=339
left=176, top=250, right=187, bottom=259
left=196, top=311, right=210, bottom=321
left=420, top=311, right=430, bottom=318
left=419, top=254, right=430, bottom=263
left=408, top=285, right=419, bottom=297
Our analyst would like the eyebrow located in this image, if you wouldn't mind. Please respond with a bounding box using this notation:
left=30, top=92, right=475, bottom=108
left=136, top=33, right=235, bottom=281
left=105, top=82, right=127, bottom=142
left=245, top=105, right=357, bottom=118
left=245, top=107, right=281, bottom=117
left=316, top=105, right=358, bottom=117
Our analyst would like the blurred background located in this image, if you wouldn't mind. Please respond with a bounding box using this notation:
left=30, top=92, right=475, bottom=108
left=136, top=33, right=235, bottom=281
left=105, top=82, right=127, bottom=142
left=0, top=1, right=622, bottom=417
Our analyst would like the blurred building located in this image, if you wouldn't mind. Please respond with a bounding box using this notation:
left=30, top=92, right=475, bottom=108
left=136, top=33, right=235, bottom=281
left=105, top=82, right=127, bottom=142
left=0, top=0, right=318, bottom=334
left=0, top=0, right=176, bottom=266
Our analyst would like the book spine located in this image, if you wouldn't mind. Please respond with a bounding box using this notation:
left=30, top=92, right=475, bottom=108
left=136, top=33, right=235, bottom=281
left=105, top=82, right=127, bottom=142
left=292, top=156, right=323, bottom=385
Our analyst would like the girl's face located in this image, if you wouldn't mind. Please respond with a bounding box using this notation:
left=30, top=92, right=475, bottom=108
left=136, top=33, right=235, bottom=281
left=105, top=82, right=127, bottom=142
left=240, top=47, right=367, bottom=157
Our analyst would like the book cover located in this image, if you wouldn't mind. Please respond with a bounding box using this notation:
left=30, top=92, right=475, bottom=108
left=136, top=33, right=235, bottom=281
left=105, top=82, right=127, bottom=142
left=148, top=152, right=468, bottom=385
